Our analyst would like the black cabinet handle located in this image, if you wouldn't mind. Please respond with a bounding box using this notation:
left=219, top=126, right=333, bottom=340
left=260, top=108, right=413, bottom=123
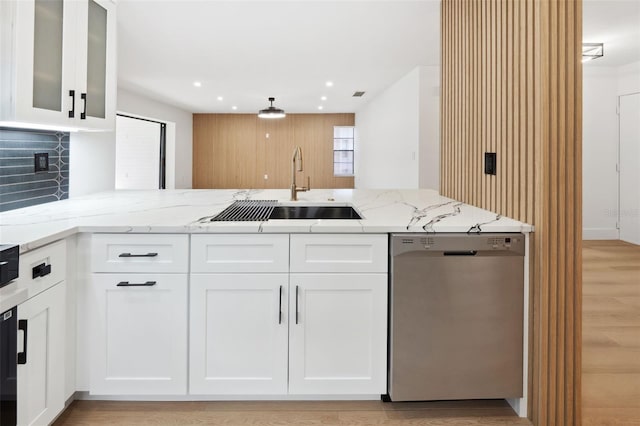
left=443, top=250, right=478, bottom=256
left=295, top=285, right=299, bottom=325
left=117, top=281, right=157, bottom=287
left=68, top=90, right=75, bottom=118
left=80, top=93, right=87, bottom=119
left=278, top=285, right=283, bottom=324
left=118, top=252, right=158, bottom=258
left=32, top=263, right=52, bottom=279
left=17, top=319, right=27, bottom=365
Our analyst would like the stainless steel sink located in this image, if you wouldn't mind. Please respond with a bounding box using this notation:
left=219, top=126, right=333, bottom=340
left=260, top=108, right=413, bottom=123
left=269, top=205, right=362, bottom=220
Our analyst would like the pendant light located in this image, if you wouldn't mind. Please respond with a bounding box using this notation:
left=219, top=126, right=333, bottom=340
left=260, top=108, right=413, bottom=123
left=258, top=97, right=286, bottom=119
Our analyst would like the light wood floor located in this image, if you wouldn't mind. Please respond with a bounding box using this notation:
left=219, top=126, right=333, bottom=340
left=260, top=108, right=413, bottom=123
left=54, top=240, right=640, bottom=426
left=53, top=400, right=531, bottom=426
left=582, top=240, right=640, bottom=426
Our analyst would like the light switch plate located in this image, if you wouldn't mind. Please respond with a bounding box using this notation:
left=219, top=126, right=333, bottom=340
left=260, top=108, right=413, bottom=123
left=484, top=152, right=497, bottom=175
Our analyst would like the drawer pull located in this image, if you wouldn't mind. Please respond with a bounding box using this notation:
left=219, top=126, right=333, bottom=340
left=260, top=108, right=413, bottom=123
left=68, top=90, right=75, bottom=118
left=118, top=252, right=158, bottom=258
left=278, top=285, right=283, bottom=324
left=80, top=93, right=87, bottom=120
left=17, top=319, right=28, bottom=365
left=32, top=263, right=52, bottom=279
left=117, top=281, right=157, bottom=287
left=295, top=285, right=299, bottom=325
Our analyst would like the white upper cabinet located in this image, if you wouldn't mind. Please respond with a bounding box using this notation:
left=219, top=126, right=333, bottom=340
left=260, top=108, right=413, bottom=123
left=0, top=0, right=116, bottom=131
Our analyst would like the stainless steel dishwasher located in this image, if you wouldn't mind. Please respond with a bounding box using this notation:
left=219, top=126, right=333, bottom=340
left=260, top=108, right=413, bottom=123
left=388, top=233, right=525, bottom=402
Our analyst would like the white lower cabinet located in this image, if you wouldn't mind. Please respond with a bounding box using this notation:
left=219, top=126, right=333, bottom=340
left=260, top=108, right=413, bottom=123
left=189, top=274, right=289, bottom=394
left=89, top=274, right=187, bottom=395
left=17, top=282, right=66, bottom=426
left=82, top=233, right=388, bottom=399
left=188, top=234, right=389, bottom=397
left=288, top=274, right=388, bottom=395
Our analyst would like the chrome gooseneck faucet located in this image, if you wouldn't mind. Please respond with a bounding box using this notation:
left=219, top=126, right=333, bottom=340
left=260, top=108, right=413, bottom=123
left=290, top=146, right=310, bottom=201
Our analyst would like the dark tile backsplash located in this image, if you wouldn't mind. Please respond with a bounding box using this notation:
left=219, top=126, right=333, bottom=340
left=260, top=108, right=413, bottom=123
left=0, top=127, right=70, bottom=212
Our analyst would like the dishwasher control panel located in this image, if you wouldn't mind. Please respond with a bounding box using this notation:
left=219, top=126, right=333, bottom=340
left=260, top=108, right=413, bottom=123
left=392, top=233, right=525, bottom=256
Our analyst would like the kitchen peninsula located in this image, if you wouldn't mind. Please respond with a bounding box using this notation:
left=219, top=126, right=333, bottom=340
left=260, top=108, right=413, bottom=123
left=0, top=189, right=532, bottom=425
left=0, top=189, right=531, bottom=250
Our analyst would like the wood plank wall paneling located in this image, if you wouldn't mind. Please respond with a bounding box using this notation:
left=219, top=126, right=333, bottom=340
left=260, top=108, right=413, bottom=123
left=440, top=1, right=582, bottom=425
left=193, top=114, right=355, bottom=189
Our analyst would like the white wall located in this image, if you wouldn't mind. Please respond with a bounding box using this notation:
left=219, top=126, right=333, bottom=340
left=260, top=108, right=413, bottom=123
left=355, top=66, right=440, bottom=189
left=69, top=131, right=116, bottom=197
left=355, top=68, right=419, bottom=189
left=582, top=67, right=620, bottom=239
left=117, top=89, right=193, bottom=189
left=419, top=66, right=440, bottom=190
left=618, top=60, right=640, bottom=95
left=69, top=89, right=193, bottom=197
left=582, top=60, right=640, bottom=240
left=115, top=116, right=161, bottom=189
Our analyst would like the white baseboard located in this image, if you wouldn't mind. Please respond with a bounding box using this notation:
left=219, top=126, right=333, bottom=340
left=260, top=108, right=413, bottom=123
left=73, top=391, right=382, bottom=401
left=583, top=228, right=619, bottom=240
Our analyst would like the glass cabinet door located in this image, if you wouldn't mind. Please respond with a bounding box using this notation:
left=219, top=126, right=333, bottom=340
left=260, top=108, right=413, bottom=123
left=8, top=0, right=76, bottom=127
left=74, top=0, right=116, bottom=130
left=85, top=0, right=107, bottom=119
left=32, top=0, right=64, bottom=112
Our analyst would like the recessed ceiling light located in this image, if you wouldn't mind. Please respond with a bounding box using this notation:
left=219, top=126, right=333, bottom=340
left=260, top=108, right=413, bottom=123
left=321, top=96, right=327, bottom=101
left=217, top=96, right=223, bottom=101
left=318, top=105, right=324, bottom=110
left=325, top=81, right=333, bottom=87
left=193, top=81, right=201, bottom=87
left=231, top=106, right=238, bottom=110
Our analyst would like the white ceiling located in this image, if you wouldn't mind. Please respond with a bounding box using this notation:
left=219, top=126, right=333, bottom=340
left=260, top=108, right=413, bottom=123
left=583, top=0, right=640, bottom=67
left=117, top=0, right=640, bottom=114
left=117, top=0, right=441, bottom=114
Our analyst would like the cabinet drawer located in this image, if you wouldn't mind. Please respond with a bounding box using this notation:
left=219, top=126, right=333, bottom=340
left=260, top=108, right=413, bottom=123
left=17, top=240, right=66, bottom=299
left=91, top=234, right=189, bottom=273
left=290, top=234, right=388, bottom=273
left=191, top=234, right=289, bottom=273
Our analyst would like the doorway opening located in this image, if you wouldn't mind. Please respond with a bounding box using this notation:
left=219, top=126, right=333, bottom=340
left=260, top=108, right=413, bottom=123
left=115, top=113, right=167, bottom=189
left=618, top=92, right=640, bottom=245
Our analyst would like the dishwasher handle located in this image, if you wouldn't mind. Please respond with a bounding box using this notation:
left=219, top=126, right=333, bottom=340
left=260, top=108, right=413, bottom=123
left=443, top=250, right=478, bottom=256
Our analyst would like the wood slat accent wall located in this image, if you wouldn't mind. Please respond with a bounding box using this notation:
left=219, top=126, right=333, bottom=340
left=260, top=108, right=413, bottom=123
left=440, top=1, right=582, bottom=425
left=193, top=114, right=355, bottom=189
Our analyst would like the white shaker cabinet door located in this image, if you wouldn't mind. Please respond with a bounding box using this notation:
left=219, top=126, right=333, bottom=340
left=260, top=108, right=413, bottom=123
left=89, top=274, right=188, bottom=395
left=17, top=282, right=66, bottom=426
left=288, top=274, right=387, bottom=395
left=189, top=274, right=288, bottom=395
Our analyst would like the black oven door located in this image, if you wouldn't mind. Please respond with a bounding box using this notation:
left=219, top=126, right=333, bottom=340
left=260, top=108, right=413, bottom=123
left=0, top=307, right=17, bottom=426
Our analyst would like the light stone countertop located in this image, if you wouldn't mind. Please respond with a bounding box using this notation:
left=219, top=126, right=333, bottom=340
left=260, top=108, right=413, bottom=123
left=0, top=188, right=533, bottom=253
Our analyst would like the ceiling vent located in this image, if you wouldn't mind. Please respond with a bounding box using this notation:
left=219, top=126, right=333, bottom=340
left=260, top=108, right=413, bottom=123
left=352, top=91, right=366, bottom=97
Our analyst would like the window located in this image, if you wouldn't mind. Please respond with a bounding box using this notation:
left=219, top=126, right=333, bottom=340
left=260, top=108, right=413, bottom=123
left=333, top=126, right=354, bottom=176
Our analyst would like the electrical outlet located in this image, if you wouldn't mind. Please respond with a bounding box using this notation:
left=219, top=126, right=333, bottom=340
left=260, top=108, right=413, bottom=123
left=34, top=153, right=49, bottom=173
left=484, top=152, right=496, bottom=175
